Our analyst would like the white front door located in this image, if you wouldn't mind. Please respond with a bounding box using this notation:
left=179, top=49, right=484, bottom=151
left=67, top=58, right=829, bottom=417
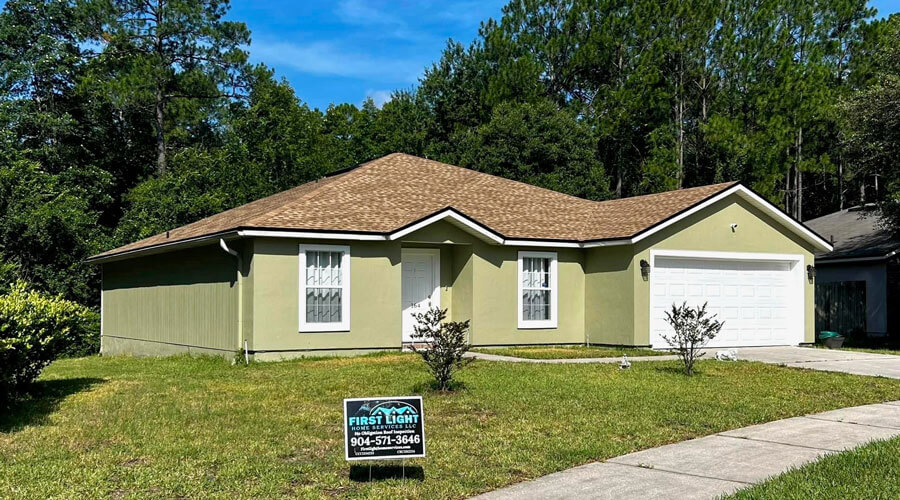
left=649, top=251, right=804, bottom=348
left=401, top=248, right=440, bottom=343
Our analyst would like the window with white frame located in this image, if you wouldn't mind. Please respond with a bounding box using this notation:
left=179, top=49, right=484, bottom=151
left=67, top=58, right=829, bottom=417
left=299, top=244, right=350, bottom=332
left=517, top=251, right=558, bottom=329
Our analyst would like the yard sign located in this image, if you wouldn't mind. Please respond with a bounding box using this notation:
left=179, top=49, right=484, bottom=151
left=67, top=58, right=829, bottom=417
left=343, top=396, right=426, bottom=461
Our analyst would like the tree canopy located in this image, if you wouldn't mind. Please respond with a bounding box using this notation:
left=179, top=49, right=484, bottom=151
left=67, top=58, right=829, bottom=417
left=0, top=0, right=896, bottom=311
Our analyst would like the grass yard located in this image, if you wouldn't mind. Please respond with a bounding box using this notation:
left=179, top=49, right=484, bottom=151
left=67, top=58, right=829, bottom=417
left=724, top=436, right=900, bottom=499
left=2, top=355, right=900, bottom=499
left=471, top=345, right=669, bottom=359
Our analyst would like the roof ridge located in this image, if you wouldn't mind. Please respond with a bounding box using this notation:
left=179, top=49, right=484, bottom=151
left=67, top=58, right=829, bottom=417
left=389, top=153, right=602, bottom=206
left=591, top=181, right=738, bottom=208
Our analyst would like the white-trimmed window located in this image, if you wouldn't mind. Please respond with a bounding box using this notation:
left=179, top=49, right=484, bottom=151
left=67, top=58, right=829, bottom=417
left=299, top=244, right=350, bottom=332
left=517, top=251, right=558, bottom=329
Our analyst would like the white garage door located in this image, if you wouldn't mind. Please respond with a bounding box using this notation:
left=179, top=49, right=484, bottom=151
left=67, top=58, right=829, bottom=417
left=650, top=254, right=804, bottom=348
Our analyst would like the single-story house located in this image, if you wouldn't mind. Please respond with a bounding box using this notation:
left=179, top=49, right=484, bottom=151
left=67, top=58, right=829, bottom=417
left=89, top=153, right=833, bottom=360
left=805, top=206, right=900, bottom=339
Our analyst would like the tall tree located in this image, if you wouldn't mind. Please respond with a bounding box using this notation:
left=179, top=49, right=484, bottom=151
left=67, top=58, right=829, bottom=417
left=93, top=0, right=250, bottom=174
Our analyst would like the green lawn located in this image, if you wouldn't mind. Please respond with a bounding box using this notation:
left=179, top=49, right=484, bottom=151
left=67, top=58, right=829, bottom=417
left=724, top=436, right=900, bottom=499
left=2, top=355, right=900, bottom=499
left=471, top=345, right=669, bottom=359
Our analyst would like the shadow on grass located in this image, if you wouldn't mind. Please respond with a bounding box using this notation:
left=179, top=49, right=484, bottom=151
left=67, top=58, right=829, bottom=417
left=649, top=364, right=711, bottom=377
left=410, top=379, right=468, bottom=393
left=349, top=464, right=425, bottom=482
left=0, top=377, right=104, bottom=433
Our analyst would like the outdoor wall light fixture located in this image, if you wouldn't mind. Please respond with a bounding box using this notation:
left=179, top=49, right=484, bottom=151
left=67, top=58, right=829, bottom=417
left=640, top=259, right=651, bottom=281
left=807, top=264, right=816, bottom=281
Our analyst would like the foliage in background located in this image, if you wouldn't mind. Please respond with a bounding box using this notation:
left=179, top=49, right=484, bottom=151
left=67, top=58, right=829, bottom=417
left=0, top=282, right=98, bottom=402
left=662, top=302, right=725, bottom=376
left=842, top=15, right=900, bottom=230
left=410, top=307, right=472, bottom=391
left=0, top=0, right=897, bottom=321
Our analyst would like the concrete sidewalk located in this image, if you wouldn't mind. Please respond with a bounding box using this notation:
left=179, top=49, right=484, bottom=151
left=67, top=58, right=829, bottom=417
left=472, top=401, right=900, bottom=500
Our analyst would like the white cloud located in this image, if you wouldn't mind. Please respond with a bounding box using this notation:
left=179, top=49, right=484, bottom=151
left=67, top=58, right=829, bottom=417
left=336, top=0, right=401, bottom=27
left=251, top=40, right=423, bottom=83
left=335, top=0, right=432, bottom=42
left=365, top=89, right=393, bottom=108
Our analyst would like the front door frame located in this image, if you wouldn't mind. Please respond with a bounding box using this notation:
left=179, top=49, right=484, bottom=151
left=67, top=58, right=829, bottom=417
left=401, top=248, right=441, bottom=343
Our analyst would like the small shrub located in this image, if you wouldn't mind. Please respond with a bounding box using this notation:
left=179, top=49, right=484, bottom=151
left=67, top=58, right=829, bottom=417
left=662, top=301, right=724, bottom=376
left=0, top=282, right=96, bottom=402
left=410, top=307, right=472, bottom=391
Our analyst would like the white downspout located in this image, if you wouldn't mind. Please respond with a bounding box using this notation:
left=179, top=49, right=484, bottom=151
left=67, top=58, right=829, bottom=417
left=219, top=239, right=245, bottom=363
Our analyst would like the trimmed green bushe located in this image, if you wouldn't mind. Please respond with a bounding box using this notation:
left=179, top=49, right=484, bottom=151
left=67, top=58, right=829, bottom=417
left=0, top=282, right=97, bottom=402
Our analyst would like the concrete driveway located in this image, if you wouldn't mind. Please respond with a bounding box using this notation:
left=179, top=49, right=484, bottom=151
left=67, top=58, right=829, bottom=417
left=735, top=346, right=900, bottom=379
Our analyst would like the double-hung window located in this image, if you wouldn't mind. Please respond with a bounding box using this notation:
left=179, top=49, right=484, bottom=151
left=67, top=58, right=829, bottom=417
left=299, top=244, right=350, bottom=332
left=517, top=251, right=558, bottom=329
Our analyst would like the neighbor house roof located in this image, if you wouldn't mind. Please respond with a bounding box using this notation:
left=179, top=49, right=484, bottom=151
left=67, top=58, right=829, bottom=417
left=89, top=153, right=832, bottom=262
left=804, top=206, right=900, bottom=262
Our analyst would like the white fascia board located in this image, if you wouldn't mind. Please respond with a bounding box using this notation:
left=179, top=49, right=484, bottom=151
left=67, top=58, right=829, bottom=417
left=580, top=239, right=633, bottom=248
left=506, top=239, right=582, bottom=248
left=237, top=229, right=387, bottom=241
left=387, top=209, right=505, bottom=244
left=87, top=231, right=240, bottom=263
left=630, top=185, right=834, bottom=253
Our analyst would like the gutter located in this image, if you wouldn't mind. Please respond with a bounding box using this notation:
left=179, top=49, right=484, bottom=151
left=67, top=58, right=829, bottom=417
left=816, top=248, right=900, bottom=265
left=219, top=239, right=244, bottom=361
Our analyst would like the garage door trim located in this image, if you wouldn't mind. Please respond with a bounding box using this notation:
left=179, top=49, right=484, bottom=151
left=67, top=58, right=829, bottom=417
left=649, top=249, right=805, bottom=348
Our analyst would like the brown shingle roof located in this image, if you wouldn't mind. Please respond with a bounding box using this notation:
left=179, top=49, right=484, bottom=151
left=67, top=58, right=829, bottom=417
left=92, top=153, right=737, bottom=260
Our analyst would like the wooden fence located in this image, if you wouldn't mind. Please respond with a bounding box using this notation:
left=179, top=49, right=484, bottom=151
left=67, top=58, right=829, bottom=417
left=815, top=281, right=867, bottom=339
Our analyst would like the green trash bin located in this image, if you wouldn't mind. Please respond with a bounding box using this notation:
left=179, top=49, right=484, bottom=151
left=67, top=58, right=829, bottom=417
left=818, top=330, right=845, bottom=349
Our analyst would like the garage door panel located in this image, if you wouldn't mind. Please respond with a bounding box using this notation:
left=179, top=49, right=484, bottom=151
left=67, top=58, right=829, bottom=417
left=650, top=255, right=802, bottom=348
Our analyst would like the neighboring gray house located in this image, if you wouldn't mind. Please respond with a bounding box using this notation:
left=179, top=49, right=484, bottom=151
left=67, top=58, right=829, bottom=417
left=805, top=206, right=900, bottom=339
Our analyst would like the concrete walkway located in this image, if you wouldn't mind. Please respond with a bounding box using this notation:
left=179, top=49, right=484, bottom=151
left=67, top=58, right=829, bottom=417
left=467, top=346, right=900, bottom=379
left=473, top=401, right=900, bottom=500
left=465, top=351, right=679, bottom=364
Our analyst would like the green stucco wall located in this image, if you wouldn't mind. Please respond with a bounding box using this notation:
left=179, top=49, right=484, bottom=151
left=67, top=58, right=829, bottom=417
left=101, top=243, right=241, bottom=356
left=468, top=243, right=584, bottom=345
left=584, top=245, right=637, bottom=345
left=248, top=220, right=585, bottom=357
left=249, top=237, right=402, bottom=359
left=99, top=193, right=819, bottom=358
left=584, top=196, right=818, bottom=346
left=400, top=221, right=585, bottom=346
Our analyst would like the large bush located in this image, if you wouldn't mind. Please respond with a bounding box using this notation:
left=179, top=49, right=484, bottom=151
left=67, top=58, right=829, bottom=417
left=0, top=282, right=97, bottom=402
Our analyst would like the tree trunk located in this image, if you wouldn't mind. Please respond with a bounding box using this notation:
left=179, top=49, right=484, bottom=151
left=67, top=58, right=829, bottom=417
left=154, top=0, right=166, bottom=175
left=676, top=69, right=684, bottom=189
left=795, top=127, right=803, bottom=221
left=155, top=86, right=166, bottom=174
left=615, top=162, right=623, bottom=198
left=839, top=157, right=844, bottom=210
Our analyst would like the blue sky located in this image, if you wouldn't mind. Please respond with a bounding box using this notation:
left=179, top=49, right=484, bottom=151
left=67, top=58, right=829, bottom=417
left=230, top=0, right=508, bottom=110
left=232, top=0, right=900, bottom=110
